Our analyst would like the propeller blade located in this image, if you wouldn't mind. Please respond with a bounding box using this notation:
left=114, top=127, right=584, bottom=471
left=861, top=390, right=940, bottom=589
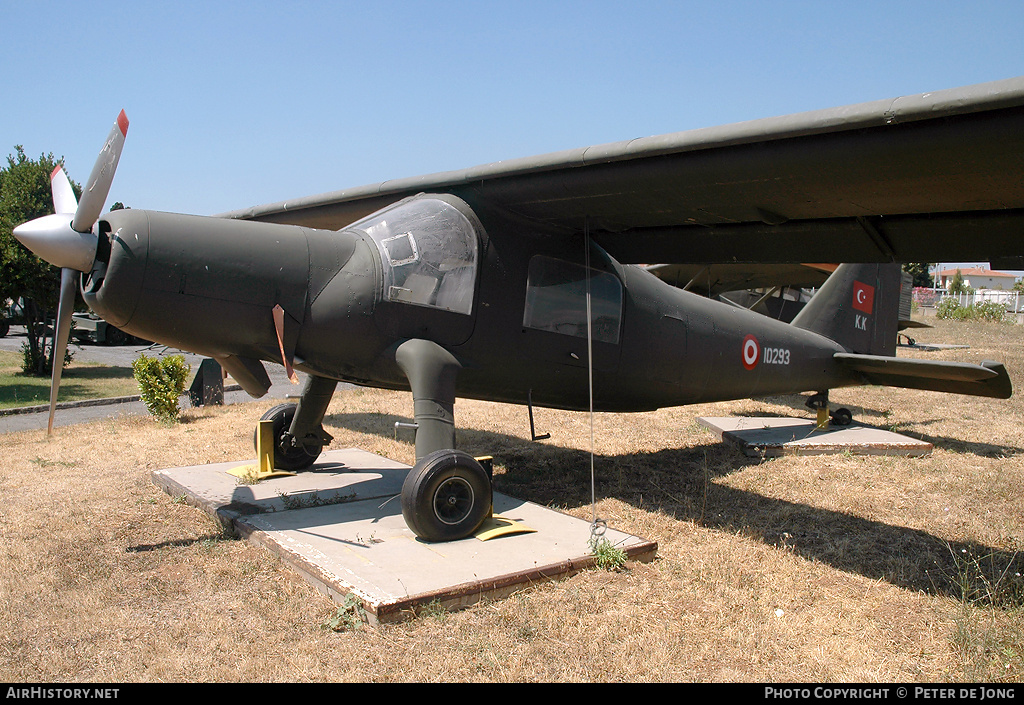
left=47, top=267, right=78, bottom=435
left=50, top=166, right=78, bottom=215
left=12, top=111, right=128, bottom=273
left=72, top=110, right=128, bottom=234
left=11, top=111, right=129, bottom=435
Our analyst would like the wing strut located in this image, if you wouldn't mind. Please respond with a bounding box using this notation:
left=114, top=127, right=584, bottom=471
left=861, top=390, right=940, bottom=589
left=856, top=217, right=896, bottom=260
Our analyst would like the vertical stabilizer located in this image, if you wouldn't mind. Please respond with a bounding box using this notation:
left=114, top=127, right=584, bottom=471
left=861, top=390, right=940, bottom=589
left=791, top=263, right=902, bottom=356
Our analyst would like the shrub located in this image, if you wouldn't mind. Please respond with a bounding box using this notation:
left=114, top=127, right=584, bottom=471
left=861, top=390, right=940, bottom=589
left=973, top=301, right=1009, bottom=322
left=936, top=297, right=967, bottom=320
left=936, top=298, right=1007, bottom=323
left=20, top=340, right=73, bottom=375
left=132, top=354, right=191, bottom=421
left=588, top=535, right=627, bottom=571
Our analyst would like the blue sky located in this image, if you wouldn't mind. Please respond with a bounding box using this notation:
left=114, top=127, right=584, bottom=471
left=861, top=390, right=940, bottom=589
left=3, top=0, right=1023, bottom=273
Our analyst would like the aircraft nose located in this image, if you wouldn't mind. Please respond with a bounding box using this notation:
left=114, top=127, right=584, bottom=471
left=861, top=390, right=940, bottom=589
left=12, top=214, right=98, bottom=272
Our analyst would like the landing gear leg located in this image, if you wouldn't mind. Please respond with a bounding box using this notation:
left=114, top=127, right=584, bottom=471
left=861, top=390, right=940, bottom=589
left=253, top=375, right=336, bottom=471
left=394, top=338, right=461, bottom=461
left=395, top=339, right=492, bottom=541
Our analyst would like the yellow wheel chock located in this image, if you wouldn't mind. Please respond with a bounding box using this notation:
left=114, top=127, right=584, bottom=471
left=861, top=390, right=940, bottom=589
left=471, top=455, right=537, bottom=541
left=228, top=419, right=297, bottom=481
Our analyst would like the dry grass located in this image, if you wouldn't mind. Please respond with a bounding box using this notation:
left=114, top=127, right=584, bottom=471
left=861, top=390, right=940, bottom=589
left=0, top=317, right=1021, bottom=683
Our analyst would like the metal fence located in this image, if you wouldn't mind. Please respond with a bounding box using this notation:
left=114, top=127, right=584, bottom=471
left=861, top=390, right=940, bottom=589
left=913, top=287, right=1024, bottom=313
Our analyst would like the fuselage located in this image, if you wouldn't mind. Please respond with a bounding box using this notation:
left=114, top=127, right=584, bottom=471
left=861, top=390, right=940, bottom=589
left=86, top=195, right=853, bottom=414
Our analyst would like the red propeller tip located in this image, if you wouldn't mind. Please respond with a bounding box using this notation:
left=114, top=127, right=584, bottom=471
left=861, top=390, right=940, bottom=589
left=117, top=110, right=129, bottom=137
left=50, top=165, right=63, bottom=180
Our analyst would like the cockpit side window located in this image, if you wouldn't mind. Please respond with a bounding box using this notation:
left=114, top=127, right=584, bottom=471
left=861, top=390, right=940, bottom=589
left=356, top=196, right=479, bottom=315
left=523, top=256, right=623, bottom=344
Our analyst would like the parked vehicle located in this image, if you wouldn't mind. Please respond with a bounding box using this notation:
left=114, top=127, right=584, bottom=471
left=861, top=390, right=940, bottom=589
left=71, top=312, right=147, bottom=345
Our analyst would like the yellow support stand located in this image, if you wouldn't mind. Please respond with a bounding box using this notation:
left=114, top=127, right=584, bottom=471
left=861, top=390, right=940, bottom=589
left=816, top=405, right=830, bottom=430
left=228, top=419, right=296, bottom=481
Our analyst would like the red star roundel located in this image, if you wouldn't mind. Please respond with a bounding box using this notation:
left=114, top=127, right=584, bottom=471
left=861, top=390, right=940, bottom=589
left=742, top=334, right=760, bottom=370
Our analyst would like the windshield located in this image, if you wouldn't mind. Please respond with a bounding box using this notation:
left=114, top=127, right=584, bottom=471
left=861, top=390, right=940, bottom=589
left=355, top=196, right=479, bottom=315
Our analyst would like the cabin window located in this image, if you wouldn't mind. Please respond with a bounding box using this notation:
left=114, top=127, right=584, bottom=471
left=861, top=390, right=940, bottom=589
left=523, top=256, right=622, bottom=344
left=357, top=196, right=479, bottom=315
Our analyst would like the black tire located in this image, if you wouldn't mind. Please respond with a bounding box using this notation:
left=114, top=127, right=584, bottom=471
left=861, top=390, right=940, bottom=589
left=254, top=403, right=322, bottom=471
left=831, top=407, right=853, bottom=426
left=401, top=450, right=492, bottom=542
left=0, top=321, right=8, bottom=338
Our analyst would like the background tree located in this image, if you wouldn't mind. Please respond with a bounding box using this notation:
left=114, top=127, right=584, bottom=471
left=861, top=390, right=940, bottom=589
left=902, top=263, right=934, bottom=288
left=947, top=268, right=974, bottom=294
left=0, top=146, right=81, bottom=375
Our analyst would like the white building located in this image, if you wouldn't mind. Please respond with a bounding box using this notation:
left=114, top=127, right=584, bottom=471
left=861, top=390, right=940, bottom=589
left=935, top=267, right=1018, bottom=290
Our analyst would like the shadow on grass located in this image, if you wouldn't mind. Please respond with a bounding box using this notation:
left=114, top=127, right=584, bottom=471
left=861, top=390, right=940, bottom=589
left=325, top=409, right=1024, bottom=606
left=126, top=533, right=233, bottom=553
left=62, top=364, right=136, bottom=380
left=0, top=365, right=136, bottom=408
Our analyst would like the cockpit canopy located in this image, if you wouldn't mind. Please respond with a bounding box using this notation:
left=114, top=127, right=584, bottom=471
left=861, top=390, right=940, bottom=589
left=352, top=195, right=480, bottom=315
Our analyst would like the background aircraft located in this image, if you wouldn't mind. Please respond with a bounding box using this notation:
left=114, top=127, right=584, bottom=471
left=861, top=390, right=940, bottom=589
left=13, top=77, right=1024, bottom=541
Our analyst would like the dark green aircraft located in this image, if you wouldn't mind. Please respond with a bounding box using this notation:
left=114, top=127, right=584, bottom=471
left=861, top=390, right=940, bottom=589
left=14, top=77, right=1024, bottom=541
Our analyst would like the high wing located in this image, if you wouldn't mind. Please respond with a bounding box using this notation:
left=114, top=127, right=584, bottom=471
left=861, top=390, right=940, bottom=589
left=221, top=77, right=1024, bottom=267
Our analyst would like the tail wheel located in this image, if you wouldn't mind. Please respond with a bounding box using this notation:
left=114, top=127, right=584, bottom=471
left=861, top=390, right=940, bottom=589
left=254, top=403, right=322, bottom=471
left=831, top=407, right=853, bottom=426
left=401, top=450, right=492, bottom=542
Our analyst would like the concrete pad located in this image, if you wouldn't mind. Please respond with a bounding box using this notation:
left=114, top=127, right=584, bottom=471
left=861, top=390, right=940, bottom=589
left=152, top=448, right=657, bottom=624
left=698, top=416, right=933, bottom=458
left=154, top=447, right=409, bottom=516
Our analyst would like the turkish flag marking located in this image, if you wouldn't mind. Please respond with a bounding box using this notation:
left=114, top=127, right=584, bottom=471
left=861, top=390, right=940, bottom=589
left=852, top=281, right=874, bottom=314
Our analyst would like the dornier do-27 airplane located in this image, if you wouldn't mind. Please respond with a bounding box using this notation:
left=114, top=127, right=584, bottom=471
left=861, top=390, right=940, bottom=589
left=14, top=77, right=1024, bottom=542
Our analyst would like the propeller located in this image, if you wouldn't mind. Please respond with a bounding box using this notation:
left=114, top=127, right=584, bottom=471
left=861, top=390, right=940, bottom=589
left=12, top=110, right=129, bottom=434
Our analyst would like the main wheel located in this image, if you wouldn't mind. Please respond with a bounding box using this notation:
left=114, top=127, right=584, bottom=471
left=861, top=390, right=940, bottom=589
left=401, top=449, right=492, bottom=542
left=254, top=403, right=323, bottom=472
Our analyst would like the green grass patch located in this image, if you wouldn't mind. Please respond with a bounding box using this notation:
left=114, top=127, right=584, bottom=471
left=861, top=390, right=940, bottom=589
left=0, top=350, right=140, bottom=410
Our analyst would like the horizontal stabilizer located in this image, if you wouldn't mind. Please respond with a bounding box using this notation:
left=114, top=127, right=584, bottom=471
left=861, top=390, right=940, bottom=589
left=834, top=353, right=1012, bottom=399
